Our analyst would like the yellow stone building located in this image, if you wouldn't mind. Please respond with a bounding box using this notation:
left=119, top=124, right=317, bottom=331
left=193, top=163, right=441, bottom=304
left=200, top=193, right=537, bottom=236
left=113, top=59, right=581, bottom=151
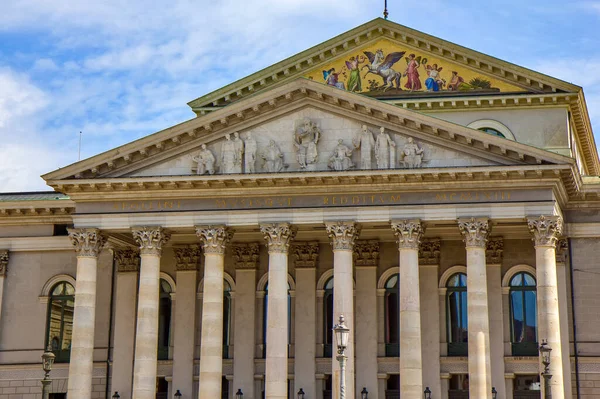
left=0, top=18, right=599, bottom=399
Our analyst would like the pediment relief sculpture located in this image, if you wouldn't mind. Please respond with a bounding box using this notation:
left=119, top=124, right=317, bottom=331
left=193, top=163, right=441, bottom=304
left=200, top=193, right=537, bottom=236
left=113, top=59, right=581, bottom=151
left=262, top=140, right=285, bottom=173
left=192, top=144, right=216, bottom=175
left=294, top=118, right=321, bottom=170
left=328, top=139, right=354, bottom=171
left=400, top=137, right=425, bottom=169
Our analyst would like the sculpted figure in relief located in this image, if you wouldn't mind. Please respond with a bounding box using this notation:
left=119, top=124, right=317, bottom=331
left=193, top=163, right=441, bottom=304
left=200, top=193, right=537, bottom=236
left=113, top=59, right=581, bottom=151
left=220, top=133, right=237, bottom=173
left=233, top=132, right=244, bottom=173
left=328, top=139, right=354, bottom=171
left=401, top=137, right=424, bottom=168
left=353, top=124, right=375, bottom=170
left=262, top=140, right=284, bottom=173
left=375, top=127, right=396, bottom=169
left=192, top=144, right=216, bottom=175
left=244, top=132, right=257, bottom=173
left=294, top=118, right=321, bottom=169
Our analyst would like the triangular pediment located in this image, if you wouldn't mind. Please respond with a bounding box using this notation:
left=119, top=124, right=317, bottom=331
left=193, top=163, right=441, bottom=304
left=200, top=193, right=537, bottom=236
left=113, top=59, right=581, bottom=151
left=187, top=18, right=580, bottom=114
left=43, top=78, right=575, bottom=187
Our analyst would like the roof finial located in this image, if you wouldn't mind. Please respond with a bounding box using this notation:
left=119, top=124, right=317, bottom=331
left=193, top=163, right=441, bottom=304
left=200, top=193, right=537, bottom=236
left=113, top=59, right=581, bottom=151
left=383, top=0, right=389, bottom=19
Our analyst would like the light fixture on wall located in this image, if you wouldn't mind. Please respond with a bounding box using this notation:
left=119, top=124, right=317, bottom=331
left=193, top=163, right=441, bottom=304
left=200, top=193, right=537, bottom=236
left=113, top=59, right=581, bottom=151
left=423, top=387, right=431, bottom=399
left=297, top=388, right=305, bottom=399
left=174, top=390, right=182, bottom=398
left=492, top=387, right=498, bottom=399
left=41, top=344, right=56, bottom=399
left=112, top=392, right=120, bottom=399
left=236, top=389, right=244, bottom=399
left=361, top=387, right=369, bottom=399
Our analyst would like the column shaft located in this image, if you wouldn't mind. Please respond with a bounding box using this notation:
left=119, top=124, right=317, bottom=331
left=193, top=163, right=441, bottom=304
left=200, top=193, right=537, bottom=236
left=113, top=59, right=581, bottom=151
left=173, top=269, right=198, bottom=399
left=0, top=251, right=7, bottom=324
left=355, top=265, right=377, bottom=398
left=196, top=226, right=232, bottom=399
left=294, top=260, right=317, bottom=399
left=261, top=223, right=296, bottom=399
left=67, top=228, right=105, bottom=399
left=458, top=218, right=492, bottom=399
left=131, top=227, right=170, bottom=399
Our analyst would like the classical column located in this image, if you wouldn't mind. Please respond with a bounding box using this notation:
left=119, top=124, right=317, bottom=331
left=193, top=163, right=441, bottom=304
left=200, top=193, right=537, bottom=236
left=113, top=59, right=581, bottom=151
left=458, top=218, right=492, bottom=399
left=131, top=227, right=171, bottom=399
left=196, top=226, right=233, bottom=399
left=391, top=220, right=424, bottom=397
left=292, top=242, right=319, bottom=399
left=555, top=239, right=573, bottom=398
left=0, top=251, right=8, bottom=323
left=486, top=238, right=505, bottom=398
left=233, top=243, right=260, bottom=399
left=419, top=239, right=441, bottom=399
left=260, top=223, right=296, bottom=399
left=172, top=246, right=201, bottom=399
left=527, top=216, right=565, bottom=399
left=354, top=241, right=379, bottom=398
left=112, top=249, right=140, bottom=399
left=325, top=221, right=360, bottom=399
left=67, top=228, right=106, bottom=399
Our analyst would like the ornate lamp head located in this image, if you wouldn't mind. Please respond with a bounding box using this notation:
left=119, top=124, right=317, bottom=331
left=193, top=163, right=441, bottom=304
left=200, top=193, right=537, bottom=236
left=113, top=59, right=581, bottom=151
left=174, top=390, right=182, bottom=398
left=424, top=387, right=431, bottom=399
left=539, top=339, right=552, bottom=365
left=492, top=387, right=498, bottom=399
left=41, top=344, right=55, bottom=374
left=361, top=387, right=369, bottom=399
left=333, top=314, right=350, bottom=353
left=297, top=388, right=305, bottom=399
left=112, top=393, right=120, bottom=399
left=235, top=389, right=244, bottom=399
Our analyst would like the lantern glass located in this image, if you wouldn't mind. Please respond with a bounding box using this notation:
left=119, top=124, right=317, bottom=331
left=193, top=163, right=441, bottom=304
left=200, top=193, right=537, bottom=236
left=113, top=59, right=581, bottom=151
left=333, top=315, right=349, bottom=349
left=424, top=387, right=431, bottom=399
left=492, top=387, right=497, bottom=399
left=41, top=345, right=55, bottom=373
left=112, top=392, right=120, bottom=399
left=297, top=388, right=305, bottom=399
left=361, top=387, right=369, bottom=399
left=236, top=389, right=244, bottom=399
left=539, top=340, right=552, bottom=364
left=174, top=390, right=182, bottom=398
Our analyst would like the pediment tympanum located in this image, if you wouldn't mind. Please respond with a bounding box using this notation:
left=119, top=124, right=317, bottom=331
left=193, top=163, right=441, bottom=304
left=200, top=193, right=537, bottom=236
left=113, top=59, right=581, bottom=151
left=128, top=107, right=501, bottom=178
left=303, top=39, right=523, bottom=96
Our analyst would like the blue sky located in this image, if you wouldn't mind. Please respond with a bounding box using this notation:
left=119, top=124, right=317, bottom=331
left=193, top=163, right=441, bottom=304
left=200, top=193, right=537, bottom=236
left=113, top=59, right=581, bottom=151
left=1, top=0, right=599, bottom=191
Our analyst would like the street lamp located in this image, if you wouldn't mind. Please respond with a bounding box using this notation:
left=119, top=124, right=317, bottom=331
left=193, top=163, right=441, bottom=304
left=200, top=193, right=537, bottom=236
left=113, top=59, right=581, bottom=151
left=361, top=387, right=369, bottom=399
left=424, top=387, right=431, bottom=399
left=539, top=340, right=553, bottom=399
left=174, top=390, right=182, bottom=398
left=41, top=344, right=55, bottom=399
left=112, top=393, right=120, bottom=399
left=297, top=388, right=305, bottom=399
left=333, top=314, right=350, bottom=399
left=492, top=387, right=498, bottom=399
left=235, top=389, right=244, bottom=399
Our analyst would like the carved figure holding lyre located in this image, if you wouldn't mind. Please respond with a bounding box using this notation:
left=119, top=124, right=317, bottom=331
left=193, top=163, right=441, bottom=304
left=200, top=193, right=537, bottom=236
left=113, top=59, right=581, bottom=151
left=193, top=144, right=216, bottom=175
left=294, top=118, right=321, bottom=169
left=401, top=137, right=424, bottom=169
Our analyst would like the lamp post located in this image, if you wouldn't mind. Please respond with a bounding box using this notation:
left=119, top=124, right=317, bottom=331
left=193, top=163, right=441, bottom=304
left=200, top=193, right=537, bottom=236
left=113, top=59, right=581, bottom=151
left=539, top=340, right=553, bottom=399
left=41, top=344, right=55, bottom=399
left=423, top=387, right=431, bottom=399
left=112, top=393, right=120, bottom=399
left=235, top=388, right=244, bottom=399
left=361, top=387, right=369, bottom=399
left=333, top=314, right=350, bottom=399
left=174, top=389, right=182, bottom=398
left=297, top=388, right=305, bottom=399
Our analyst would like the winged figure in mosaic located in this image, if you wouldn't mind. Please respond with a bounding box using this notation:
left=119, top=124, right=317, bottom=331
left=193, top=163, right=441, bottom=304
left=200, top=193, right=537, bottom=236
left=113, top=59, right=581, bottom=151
left=362, top=49, right=406, bottom=91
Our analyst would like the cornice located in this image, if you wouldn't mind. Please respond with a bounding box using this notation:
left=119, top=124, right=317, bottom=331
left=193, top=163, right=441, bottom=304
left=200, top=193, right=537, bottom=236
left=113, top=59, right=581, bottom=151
left=0, top=199, right=75, bottom=222
left=43, top=80, right=576, bottom=184
left=186, top=18, right=579, bottom=113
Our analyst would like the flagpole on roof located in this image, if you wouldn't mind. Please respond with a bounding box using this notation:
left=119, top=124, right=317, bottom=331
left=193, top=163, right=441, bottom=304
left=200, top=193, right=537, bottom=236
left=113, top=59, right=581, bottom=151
left=78, top=131, right=82, bottom=161
left=383, top=0, right=389, bottom=19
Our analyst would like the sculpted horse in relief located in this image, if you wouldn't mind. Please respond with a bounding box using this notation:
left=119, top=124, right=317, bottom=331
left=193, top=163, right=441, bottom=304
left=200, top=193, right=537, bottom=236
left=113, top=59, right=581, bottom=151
left=361, top=49, right=406, bottom=91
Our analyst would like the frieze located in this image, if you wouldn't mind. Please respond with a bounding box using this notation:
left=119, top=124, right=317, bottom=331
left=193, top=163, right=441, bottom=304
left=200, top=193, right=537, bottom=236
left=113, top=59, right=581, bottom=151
left=419, top=239, right=440, bottom=265
left=486, top=237, right=504, bottom=264
left=174, top=245, right=202, bottom=271
left=292, top=242, right=319, bottom=268
left=114, top=248, right=140, bottom=272
left=353, top=240, right=380, bottom=266
left=0, top=250, right=8, bottom=277
left=78, top=188, right=551, bottom=214
left=232, top=243, right=260, bottom=269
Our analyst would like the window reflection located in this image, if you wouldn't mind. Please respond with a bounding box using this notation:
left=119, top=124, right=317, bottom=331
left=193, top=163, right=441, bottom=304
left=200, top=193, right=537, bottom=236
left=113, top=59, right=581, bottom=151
left=510, top=272, right=538, bottom=355
left=446, top=273, right=468, bottom=356
left=46, top=282, right=75, bottom=362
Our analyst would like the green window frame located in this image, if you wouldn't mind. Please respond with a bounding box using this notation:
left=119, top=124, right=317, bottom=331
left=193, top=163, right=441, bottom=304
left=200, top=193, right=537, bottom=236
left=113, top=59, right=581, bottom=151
left=45, top=282, right=75, bottom=363
left=323, top=277, right=334, bottom=357
left=509, top=272, right=538, bottom=356
left=223, top=280, right=233, bottom=359
left=157, top=278, right=172, bottom=360
left=384, top=273, right=399, bottom=357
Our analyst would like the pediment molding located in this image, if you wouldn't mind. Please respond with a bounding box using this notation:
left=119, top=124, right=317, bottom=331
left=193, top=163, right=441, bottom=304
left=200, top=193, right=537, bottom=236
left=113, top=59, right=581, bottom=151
left=187, top=18, right=579, bottom=113
left=44, top=79, right=575, bottom=185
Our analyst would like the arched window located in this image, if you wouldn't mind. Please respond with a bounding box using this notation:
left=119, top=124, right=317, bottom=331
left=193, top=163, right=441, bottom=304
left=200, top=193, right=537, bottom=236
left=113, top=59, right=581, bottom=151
left=385, top=273, right=400, bottom=357
left=446, top=273, right=468, bottom=356
left=510, top=272, right=538, bottom=355
left=478, top=127, right=506, bottom=138
left=223, top=280, right=233, bottom=359
left=46, top=282, right=75, bottom=362
left=263, top=281, right=291, bottom=358
left=157, top=278, right=172, bottom=360
left=323, top=277, right=334, bottom=357
left=467, top=119, right=515, bottom=140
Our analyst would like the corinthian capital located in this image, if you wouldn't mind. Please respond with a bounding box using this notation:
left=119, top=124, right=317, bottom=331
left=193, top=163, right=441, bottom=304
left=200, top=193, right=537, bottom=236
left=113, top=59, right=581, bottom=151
left=260, top=223, right=297, bottom=253
left=0, top=250, right=8, bottom=277
left=293, top=242, right=319, bottom=268
left=174, top=245, right=202, bottom=270
left=325, top=221, right=361, bottom=251
left=68, top=228, right=106, bottom=257
left=458, top=217, right=490, bottom=248
left=233, top=243, right=260, bottom=269
left=195, top=226, right=233, bottom=255
left=132, top=226, right=171, bottom=256
left=527, top=215, right=563, bottom=247
left=114, top=248, right=140, bottom=273
left=391, top=219, right=424, bottom=250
